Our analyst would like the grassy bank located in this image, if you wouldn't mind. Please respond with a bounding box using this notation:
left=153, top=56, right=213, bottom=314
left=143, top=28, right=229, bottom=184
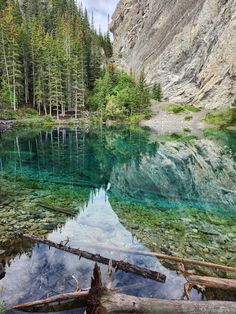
left=0, top=107, right=39, bottom=120
left=1, top=111, right=151, bottom=130
left=161, top=104, right=201, bottom=114
left=204, top=101, right=236, bottom=128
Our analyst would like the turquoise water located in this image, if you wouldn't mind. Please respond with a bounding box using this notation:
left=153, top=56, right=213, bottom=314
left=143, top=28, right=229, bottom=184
left=0, top=126, right=236, bottom=311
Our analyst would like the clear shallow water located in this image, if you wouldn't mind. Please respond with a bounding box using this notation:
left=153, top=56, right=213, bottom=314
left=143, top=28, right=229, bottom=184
left=0, top=126, right=236, bottom=310
left=1, top=188, right=190, bottom=312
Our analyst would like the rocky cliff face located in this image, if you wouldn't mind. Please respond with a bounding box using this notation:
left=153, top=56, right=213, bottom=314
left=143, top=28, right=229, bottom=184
left=111, top=0, right=236, bottom=108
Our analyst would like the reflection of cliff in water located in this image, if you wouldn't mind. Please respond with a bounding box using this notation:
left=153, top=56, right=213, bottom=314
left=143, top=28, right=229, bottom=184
left=110, top=139, right=236, bottom=211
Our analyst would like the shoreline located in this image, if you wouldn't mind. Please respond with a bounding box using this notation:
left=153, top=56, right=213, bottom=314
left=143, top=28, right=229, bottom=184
left=1, top=107, right=235, bottom=135
left=139, top=101, right=213, bottom=137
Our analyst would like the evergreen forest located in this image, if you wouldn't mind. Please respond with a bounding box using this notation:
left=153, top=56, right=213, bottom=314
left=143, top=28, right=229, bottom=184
left=0, top=0, right=151, bottom=121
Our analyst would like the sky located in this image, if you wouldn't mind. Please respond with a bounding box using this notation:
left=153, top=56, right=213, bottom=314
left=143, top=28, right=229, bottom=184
left=79, top=0, right=119, bottom=33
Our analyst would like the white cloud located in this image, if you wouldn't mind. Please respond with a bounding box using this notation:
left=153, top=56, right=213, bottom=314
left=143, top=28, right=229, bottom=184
left=78, top=0, right=118, bottom=33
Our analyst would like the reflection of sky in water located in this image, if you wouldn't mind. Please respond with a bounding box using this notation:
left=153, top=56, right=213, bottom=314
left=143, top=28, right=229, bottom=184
left=1, top=189, right=200, bottom=311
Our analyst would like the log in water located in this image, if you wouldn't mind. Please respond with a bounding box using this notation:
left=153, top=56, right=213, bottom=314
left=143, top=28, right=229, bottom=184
left=16, top=231, right=166, bottom=283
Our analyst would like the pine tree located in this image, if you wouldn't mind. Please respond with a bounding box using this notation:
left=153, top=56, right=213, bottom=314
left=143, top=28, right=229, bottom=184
left=59, top=15, right=73, bottom=111
left=152, top=83, right=162, bottom=102
left=0, top=3, right=23, bottom=111
left=30, top=23, right=47, bottom=114
left=0, top=0, right=105, bottom=117
left=136, top=69, right=150, bottom=113
left=71, top=52, right=85, bottom=119
left=49, top=59, right=65, bottom=120
left=104, top=32, right=113, bottom=59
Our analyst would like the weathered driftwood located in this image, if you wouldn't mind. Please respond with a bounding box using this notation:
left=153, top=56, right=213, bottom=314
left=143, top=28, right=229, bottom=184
left=86, top=264, right=236, bottom=314
left=16, top=231, right=166, bottom=283
left=178, top=263, right=236, bottom=300
left=37, top=202, right=75, bottom=216
left=99, top=294, right=236, bottom=313
left=76, top=242, right=236, bottom=273
left=8, top=264, right=236, bottom=314
left=8, top=291, right=88, bottom=311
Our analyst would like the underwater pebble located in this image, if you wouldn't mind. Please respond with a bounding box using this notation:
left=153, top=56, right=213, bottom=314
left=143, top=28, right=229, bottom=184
left=131, top=224, right=139, bottom=230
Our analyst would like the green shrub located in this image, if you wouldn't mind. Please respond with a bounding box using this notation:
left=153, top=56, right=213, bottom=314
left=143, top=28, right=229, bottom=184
left=67, top=118, right=77, bottom=125
left=184, top=115, right=193, bottom=121
left=205, top=113, right=225, bottom=125
left=90, top=65, right=151, bottom=121
left=105, top=96, right=127, bottom=120
left=152, top=83, right=163, bottom=101
left=173, top=106, right=184, bottom=114
left=205, top=102, right=236, bottom=127
left=184, top=105, right=201, bottom=112
left=25, top=107, right=38, bottom=117
left=129, top=113, right=148, bottom=124
left=162, top=104, right=200, bottom=114
left=0, top=109, right=20, bottom=120
left=162, top=105, right=184, bottom=113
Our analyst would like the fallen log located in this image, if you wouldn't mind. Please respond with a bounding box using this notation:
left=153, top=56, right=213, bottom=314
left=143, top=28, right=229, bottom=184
left=8, top=291, right=88, bottom=311
left=87, top=264, right=236, bottom=314
left=8, top=264, right=236, bottom=314
left=99, top=294, right=236, bottom=313
left=185, top=275, right=236, bottom=290
left=15, top=231, right=166, bottom=283
left=37, top=202, right=75, bottom=216
left=178, top=263, right=236, bottom=300
left=76, top=242, right=236, bottom=273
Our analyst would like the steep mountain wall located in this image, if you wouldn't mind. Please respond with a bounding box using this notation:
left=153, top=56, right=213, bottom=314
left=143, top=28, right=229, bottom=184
left=111, top=0, right=236, bottom=108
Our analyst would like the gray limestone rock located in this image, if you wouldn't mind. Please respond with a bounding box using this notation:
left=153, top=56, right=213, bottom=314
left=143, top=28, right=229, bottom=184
left=111, top=0, right=236, bottom=108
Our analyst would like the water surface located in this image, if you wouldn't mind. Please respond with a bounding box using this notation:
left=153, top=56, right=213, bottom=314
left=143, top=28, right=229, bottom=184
left=0, top=126, right=236, bottom=310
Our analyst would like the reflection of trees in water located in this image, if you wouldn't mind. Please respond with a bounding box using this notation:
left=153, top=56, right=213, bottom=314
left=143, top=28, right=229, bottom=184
left=0, top=126, right=158, bottom=188
left=0, top=126, right=158, bottom=270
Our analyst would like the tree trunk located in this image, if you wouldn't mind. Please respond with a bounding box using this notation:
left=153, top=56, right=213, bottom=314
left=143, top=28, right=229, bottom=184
left=61, top=242, right=236, bottom=274
left=87, top=264, right=236, bottom=314
left=12, top=44, right=17, bottom=111
left=31, top=46, right=36, bottom=108
left=7, top=264, right=236, bottom=314
left=1, top=25, right=12, bottom=107
left=23, top=56, right=29, bottom=104
left=178, top=262, right=236, bottom=300
left=15, top=231, right=166, bottom=283
left=9, top=291, right=88, bottom=311
left=99, top=293, right=236, bottom=314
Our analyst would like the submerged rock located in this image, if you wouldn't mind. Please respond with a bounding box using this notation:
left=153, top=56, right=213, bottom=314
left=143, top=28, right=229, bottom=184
left=0, top=174, right=89, bottom=259
left=108, top=138, right=236, bottom=277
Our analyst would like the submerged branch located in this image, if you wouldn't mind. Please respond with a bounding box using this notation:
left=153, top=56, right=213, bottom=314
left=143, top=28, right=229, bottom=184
left=8, top=291, right=88, bottom=311
left=15, top=231, right=166, bottom=283
left=75, top=242, right=236, bottom=273
left=37, top=202, right=75, bottom=216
